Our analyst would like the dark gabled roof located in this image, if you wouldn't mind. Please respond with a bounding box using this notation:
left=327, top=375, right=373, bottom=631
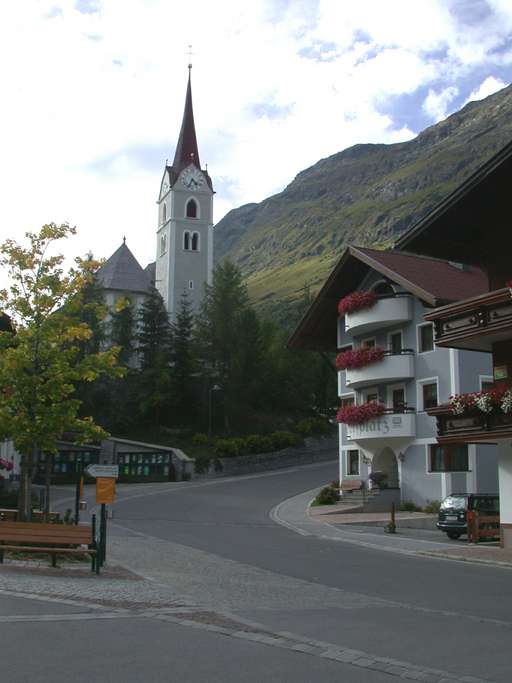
left=287, top=245, right=488, bottom=351
left=395, top=137, right=512, bottom=264
left=172, top=69, right=200, bottom=173
left=144, top=261, right=156, bottom=287
left=96, top=241, right=152, bottom=295
left=354, top=247, right=487, bottom=303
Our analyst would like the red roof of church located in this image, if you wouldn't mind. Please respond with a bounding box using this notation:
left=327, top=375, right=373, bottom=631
left=172, top=69, right=200, bottom=172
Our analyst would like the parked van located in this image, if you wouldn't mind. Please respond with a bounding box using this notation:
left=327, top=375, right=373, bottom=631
left=437, top=493, right=499, bottom=540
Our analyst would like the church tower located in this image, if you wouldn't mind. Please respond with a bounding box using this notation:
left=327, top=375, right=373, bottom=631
left=155, top=66, right=214, bottom=319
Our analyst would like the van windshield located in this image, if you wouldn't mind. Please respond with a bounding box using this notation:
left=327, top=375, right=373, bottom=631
left=440, top=496, right=467, bottom=510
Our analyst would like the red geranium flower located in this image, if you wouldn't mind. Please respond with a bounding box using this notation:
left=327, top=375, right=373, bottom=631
left=336, top=402, right=385, bottom=425
left=336, top=346, right=385, bottom=370
left=338, top=290, right=377, bottom=316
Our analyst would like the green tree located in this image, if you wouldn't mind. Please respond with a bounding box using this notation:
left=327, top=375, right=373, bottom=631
left=110, top=297, right=134, bottom=366
left=136, top=287, right=172, bottom=428
left=195, top=261, right=259, bottom=431
left=0, top=224, right=121, bottom=519
left=170, top=290, right=196, bottom=421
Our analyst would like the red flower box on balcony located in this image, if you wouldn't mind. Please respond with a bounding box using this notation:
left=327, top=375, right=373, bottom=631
left=336, top=402, right=386, bottom=425
left=336, top=346, right=385, bottom=371
left=338, top=290, right=377, bottom=316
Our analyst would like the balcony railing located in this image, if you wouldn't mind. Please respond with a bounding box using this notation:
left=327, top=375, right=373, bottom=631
left=345, top=349, right=415, bottom=389
left=428, top=403, right=512, bottom=444
left=344, top=294, right=412, bottom=336
left=346, top=407, right=416, bottom=445
left=424, top=287, right=512, bottom=353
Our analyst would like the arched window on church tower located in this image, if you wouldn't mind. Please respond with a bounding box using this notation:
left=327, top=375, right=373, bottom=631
left=162, top=203, right=167, bottom=223
left=186, top=199, right=198, bottom=218
left=191, top=232, right=199, bottom=251
left=160, top=233, right=167, bottom=256
left=183, top=231, right=190, bottom=251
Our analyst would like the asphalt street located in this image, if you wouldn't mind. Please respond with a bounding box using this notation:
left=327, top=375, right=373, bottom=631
left=107, top=462, right=512, bottom=682
left=1, top=461, right=511, bottom=682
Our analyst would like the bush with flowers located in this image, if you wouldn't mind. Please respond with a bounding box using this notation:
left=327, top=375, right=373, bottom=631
left=336, top=346, right=385, bottom=371
left=336, top=402, right=385, bottom=425
left=449, top=385, right=512, bottom=416
left=338, top=290, right=377, bottom=317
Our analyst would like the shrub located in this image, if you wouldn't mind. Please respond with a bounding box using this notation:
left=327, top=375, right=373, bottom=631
left=270, top=431, right=302, bottom=450
left=314, top=485, right=339, bottom=506
left=192, top=433, right=209, bottom=446
left=423, top=499, right=441, bottom=514
left=232, top=438, right=248, bottom=456
left=296, top=417, right=332, bottom=437
left=194, top=456, right=211, bottom=474
left=213, top=439, right=240, bottom=458
left=338, top=290, right=377, bottom=316
left=399, top=500, right=421, bottom=512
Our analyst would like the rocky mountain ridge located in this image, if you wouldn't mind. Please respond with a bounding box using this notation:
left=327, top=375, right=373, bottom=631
left=214, top=84, right=512, bottom=307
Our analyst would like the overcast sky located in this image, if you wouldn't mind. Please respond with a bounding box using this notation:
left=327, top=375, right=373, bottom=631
left=1, top=0, right=512, bottom=272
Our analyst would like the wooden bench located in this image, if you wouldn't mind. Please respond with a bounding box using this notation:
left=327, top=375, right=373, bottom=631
left=0, top=509, right=61, bottom=522
left=0, top=522, right=98, bottom=573
left=340, top=479, right=363, bottom=492
left=467, top=512, right=500, bottom=543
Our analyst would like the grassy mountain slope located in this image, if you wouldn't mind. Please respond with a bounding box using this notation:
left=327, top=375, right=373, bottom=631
left=214, top=84, right=512, bottom=308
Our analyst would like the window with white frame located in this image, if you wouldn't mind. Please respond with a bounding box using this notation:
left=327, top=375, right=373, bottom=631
left=418, top=323, right=434, bottom=353
left=347, top=449, right=360, bottom=476
left=162, top=203, right=167, bottom=223
left=183, top=231, right=191, bottom=251
left=188, top=280, right=194, bottom=290
left=191, top=232, right=200, bottom=251
left=428, top=444, right=469, bottom=472
left=388, top=330, right=403, bottom=355
left=417, top=377, right=438, bottom=411
left=339, top=394, right=355, bottom=409
left=480, top=375, right=494, bottom=392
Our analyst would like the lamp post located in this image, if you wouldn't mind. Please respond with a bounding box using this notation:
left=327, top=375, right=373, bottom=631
left=208, top=384, right=221, bottom=444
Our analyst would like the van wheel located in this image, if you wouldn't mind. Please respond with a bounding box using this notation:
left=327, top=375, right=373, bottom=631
left=446, top=531, right=461, bottom=540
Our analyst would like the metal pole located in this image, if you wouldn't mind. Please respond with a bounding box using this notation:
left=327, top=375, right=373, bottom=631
left=74, top=460, right=82, bottom=525
left=100, top=503, right=107, bottom=566
left=208, top=387, right=213, bottom=443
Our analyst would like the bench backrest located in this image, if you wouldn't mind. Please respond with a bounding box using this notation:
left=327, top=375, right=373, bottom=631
left=0, top=521, right=92, bottom=545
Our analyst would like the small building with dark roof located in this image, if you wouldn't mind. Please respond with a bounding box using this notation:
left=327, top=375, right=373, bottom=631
left=289, top=245, right=497, bottom=510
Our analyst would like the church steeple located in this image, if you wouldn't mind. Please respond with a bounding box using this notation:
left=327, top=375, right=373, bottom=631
left=172, top=67, right=200, bottom=172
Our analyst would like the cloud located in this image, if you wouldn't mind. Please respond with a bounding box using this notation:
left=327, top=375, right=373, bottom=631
left=464, top=75, right=507, bottom=103
left=0, top=0, right=512, bottom=278
left=423, top=86, right=459, bottom=122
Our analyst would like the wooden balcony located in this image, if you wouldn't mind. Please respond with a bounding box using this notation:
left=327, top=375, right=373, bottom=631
left=428, top=404, right=512, bottom=445
left=424, top=287, right=512, bottom=352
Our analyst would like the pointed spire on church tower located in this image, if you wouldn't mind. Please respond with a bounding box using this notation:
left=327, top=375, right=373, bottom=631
left=172, top=66, right=200, bottom=172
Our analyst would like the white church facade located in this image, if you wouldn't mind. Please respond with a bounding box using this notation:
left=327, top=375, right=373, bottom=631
left=97, top=66, right=213, bottom=320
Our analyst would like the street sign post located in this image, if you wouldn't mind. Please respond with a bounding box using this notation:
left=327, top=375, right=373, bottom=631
left=85, top=464, right=119, bottom=479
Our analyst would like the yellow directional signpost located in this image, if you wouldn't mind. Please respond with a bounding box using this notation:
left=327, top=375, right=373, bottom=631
left=85, top=465, right=119, bottom=568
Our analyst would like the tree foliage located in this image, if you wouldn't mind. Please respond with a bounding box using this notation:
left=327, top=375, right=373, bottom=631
left=0, top=224, right=122, bottom=516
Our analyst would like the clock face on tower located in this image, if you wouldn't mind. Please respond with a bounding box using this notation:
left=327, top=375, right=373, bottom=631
left=181, top=166, right=204, bottom=189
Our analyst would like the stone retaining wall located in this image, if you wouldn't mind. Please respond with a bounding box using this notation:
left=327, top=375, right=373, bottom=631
left=195, top=437, right=337, bottom=478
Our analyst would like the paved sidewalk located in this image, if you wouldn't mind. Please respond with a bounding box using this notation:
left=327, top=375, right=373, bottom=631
left=271, top=487, right=512, bottom=568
